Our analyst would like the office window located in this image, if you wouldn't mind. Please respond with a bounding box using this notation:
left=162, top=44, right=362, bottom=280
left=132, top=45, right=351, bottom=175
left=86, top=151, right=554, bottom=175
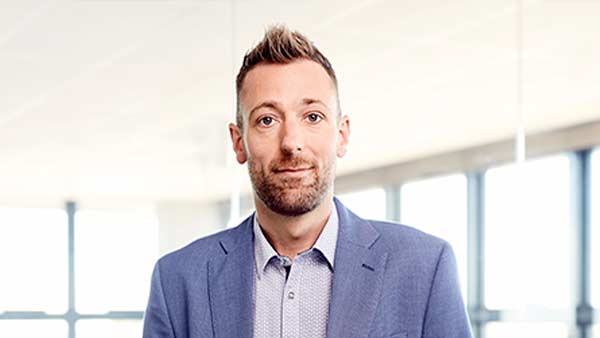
left=400, top=174, right=468, bottom=298
left=0, top=208, right=68, bottom=314
left=485, top=155, right=571, bottom=335
left=337, top=188, right=386, bottom=220
left=76, top=319, right=142, bottom=338
left=0, top=320, right=68, bottom=338
left=75, top=209, right=159, bottom=314
left=485, top=322, right=569, bottom=338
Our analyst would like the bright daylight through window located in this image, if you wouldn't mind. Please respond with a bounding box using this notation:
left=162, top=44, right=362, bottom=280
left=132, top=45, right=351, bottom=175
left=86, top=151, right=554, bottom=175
left=484, top=155, right=571, bottom=337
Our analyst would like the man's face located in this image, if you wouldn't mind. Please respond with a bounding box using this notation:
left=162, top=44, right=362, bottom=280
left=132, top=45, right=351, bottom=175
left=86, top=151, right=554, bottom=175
left=229, top=59, right=350, bottom=216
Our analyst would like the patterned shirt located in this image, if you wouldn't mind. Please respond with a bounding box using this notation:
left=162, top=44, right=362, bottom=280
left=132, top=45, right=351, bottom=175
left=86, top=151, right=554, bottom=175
left=252, top=202, right=339, bottom=338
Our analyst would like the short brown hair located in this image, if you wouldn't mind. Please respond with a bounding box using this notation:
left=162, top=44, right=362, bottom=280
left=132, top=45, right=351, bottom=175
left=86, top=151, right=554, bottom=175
left=235, top=25, right=339, bottom=128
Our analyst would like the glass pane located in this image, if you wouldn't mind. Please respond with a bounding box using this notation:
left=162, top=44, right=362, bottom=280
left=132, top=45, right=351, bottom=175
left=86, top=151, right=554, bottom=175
left=485, top=322, right=569, bottom=338
left=337, top=188, right=386, bottom=220
left=76, top=319, right=142, bottom=338
left=485, top=155, right=571, bottom=310
left=75, top=209, right=159, bottom=313
left=0, top=320, right=68, bottom=338
left=592, top=149, right=600, bottom=308
left=400, top=174, right=468, bottom=298
left=593, top=324, right=600, bottom=338
left=0, top=208, right=68, bottom=313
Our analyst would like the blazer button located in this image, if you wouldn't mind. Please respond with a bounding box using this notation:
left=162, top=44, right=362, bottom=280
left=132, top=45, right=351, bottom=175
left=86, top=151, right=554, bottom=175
left=288, top=291, right=295, bottom=299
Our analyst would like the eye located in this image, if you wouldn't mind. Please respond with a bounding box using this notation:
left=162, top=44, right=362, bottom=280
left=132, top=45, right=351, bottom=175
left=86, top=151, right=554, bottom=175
left=258, top=116, right=274, bottom=126
left=306, top=112, right=322, bottom=123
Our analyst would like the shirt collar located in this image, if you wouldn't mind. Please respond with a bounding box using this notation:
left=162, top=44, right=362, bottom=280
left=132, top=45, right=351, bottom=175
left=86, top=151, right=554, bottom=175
left=253, top=214, right=278, bottom=280
left=253, top=201, right=339, bottom=279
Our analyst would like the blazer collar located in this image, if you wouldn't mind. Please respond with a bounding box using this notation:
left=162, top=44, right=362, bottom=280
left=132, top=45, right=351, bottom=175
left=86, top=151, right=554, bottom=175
left=326, top=197, right=388, bottom=338
left=208, top=215, right=254, bottom=338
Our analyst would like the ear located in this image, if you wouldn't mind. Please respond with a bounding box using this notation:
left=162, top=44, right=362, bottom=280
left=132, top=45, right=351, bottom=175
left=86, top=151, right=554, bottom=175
left=336, top=115, right=350, bottom=158
left=229, top=123, right=247, bottom=164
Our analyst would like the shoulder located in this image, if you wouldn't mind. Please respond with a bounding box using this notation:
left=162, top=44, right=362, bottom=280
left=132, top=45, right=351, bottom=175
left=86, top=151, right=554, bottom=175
left=334, top=198, right=449, bottom=262
left=365, top=218, right=450, bottom=264
left=370, top=219, right=446, bottom=249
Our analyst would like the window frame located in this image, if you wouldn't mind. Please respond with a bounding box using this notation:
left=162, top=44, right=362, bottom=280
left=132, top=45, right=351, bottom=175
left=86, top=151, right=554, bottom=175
left=0, top=202, right=145, bottom=338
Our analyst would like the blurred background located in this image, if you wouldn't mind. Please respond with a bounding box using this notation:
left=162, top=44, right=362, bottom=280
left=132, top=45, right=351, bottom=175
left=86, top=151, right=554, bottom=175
left=0, top=0, right=599, bottom=337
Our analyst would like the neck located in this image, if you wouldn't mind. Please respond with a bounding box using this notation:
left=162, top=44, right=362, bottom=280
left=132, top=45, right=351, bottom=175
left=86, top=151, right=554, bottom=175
left=254, top=193, right=333, bottom=260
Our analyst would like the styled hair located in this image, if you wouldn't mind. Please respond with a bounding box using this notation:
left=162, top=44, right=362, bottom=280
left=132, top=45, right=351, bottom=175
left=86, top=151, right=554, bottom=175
left=235, top=25, right=339, bottom=128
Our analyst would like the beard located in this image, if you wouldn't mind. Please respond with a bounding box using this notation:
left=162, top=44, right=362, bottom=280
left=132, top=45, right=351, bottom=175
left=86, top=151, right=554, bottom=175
left=248, top=154, right=334, bottom=217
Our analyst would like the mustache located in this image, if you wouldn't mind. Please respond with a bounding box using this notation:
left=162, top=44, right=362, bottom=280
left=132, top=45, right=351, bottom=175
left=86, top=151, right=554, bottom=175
left=270, top=157, right=315, bottom=171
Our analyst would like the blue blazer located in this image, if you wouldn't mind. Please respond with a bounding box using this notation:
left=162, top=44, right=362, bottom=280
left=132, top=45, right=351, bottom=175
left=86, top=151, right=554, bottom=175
left=143, top=198, right=472, bottom=338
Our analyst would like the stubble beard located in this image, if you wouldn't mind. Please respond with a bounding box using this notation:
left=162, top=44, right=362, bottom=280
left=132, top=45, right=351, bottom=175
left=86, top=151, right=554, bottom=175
left=248, top=155, right=334, bottom=217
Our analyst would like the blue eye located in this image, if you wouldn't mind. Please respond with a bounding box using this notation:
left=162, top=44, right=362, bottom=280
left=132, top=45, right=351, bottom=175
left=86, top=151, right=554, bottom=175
left=259, top=116, right=273, bottom=126
left=307, top=113, right=322, bottom=123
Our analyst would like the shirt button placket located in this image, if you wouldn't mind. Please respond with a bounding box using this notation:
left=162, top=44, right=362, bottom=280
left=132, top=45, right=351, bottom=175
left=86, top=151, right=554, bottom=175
left=281, top=258, right=300, bottom=338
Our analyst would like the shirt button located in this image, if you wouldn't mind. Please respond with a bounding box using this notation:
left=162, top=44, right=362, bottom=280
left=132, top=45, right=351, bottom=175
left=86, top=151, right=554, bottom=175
left=281, top=257, right=292, bottom=267
left=288, top=291, right=295, bottom=299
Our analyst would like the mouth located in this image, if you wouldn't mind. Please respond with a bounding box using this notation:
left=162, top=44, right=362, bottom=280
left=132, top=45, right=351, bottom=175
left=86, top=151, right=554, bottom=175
left=273, top=167, right=313, bottom=174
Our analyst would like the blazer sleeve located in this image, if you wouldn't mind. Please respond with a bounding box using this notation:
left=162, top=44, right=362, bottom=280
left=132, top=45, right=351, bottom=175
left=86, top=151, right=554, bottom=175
left=143, top=261, right=176, bottom=338
left=422, top=242, right=473, bottom=338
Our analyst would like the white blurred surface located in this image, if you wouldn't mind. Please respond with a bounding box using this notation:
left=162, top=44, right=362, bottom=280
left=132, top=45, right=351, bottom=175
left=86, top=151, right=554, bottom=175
left=74, top=209, right=158, bottom=313
left=337, top=188, right=386, bottom=221
left=0, top=208, right=68, bottom=313
left=485, top=321, right=569, bottom=338
left=485, top=155, right=571, bottom=310
left=76, top=319, right=142, bottom=338
left=0, top=320, right=68, bottom=338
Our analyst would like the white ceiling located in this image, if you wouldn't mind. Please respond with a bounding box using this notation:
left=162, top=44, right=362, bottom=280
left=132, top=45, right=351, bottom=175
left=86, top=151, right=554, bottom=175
left=1, top=0, right=599, bottom=207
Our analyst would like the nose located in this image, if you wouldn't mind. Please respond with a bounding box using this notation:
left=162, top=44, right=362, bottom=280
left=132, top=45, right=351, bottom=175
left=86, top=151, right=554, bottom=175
left=280, top=118, right=304, bottom=156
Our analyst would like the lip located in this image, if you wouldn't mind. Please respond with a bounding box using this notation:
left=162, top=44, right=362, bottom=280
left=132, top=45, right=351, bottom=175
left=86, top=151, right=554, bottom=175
left=277, top=167, right=311, bottom=172
left=274, top=167, right=313, bottom=174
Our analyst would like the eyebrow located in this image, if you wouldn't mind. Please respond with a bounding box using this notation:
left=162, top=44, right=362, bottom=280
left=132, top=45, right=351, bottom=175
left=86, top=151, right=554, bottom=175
left=302, top=98, right=329, bottom=109
left=248, top=101, right=283, bottom=119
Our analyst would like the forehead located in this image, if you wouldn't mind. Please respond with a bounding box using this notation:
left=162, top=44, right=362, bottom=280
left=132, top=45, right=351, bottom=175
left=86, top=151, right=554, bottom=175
left=240, top=59, right=336, bottom=110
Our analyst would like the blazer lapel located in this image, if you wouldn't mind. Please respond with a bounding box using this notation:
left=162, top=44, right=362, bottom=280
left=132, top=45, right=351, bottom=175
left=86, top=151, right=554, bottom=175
left=326, top=199, right=389, bottom=338
left=208, top=217, right=254, bottom=338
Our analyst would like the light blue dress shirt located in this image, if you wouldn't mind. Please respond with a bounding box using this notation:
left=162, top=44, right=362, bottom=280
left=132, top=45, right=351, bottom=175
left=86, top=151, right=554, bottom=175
left=252, top=202, right=339, bottom=338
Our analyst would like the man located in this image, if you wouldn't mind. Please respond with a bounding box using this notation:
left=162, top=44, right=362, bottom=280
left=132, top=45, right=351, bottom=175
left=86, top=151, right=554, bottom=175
left=143, top=26, right=472, bottom=338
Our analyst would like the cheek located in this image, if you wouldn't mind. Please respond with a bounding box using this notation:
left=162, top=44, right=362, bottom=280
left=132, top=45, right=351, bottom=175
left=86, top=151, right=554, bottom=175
left=312, top=137, right=338, bottom=163
left=246, top=141, right=273, bottom=169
